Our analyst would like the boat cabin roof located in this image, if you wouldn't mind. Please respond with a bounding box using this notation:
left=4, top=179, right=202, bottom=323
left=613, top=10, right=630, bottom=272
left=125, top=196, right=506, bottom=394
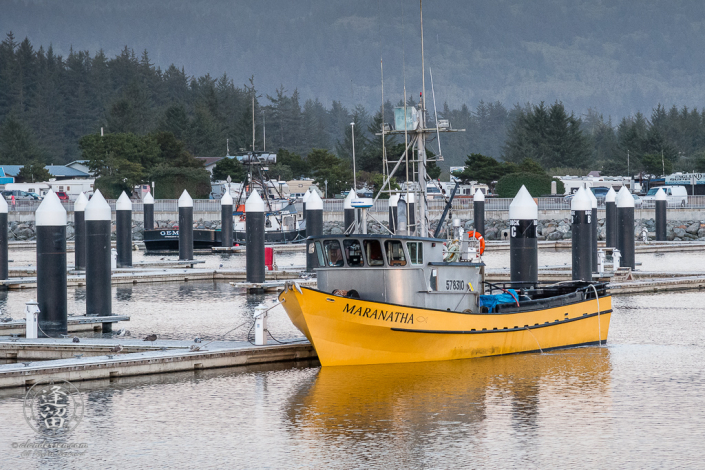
left=309, top=234, right=442, bottom=270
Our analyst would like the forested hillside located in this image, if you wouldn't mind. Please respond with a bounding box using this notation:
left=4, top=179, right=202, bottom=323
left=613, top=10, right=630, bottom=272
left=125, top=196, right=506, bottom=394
left=4, top=0, right=705, bottom=118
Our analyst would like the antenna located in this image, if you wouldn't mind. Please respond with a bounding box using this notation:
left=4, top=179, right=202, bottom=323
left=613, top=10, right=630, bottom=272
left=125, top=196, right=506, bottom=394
left=226, top=138, right=230, bottom=156
left=430, top=68, right=442, bottom=160
left=262, top=111, right=266, bottom=152
left=252, top=93, right=255, bottom=151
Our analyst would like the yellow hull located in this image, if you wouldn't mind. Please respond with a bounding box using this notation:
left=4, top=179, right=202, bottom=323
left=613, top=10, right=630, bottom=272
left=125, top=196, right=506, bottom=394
left=279, top=286, right=611, bottom=366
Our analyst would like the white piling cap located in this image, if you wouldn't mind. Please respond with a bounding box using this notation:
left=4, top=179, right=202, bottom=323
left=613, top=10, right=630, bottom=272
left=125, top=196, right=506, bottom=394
left=116, top=191, right=132, bottom=211
left=302, top=189, right=312, bottom=203
left=571, top=187, right=592, bottom=211
left=74, top=192, right=88, bottom=212
left=307, top=188, right=323, bottom=210
left=474, top=189, right=485, bottom=202
left=143, top=192, right=154, bottom=204
left=388, top=193, right=400, bottom=207
left=245, top=190, right=265, bottom=212
left=585, top=186, right=597, bottom=208
left=85, top=189, right=112, bottom=221
left=408, top=192, right=415, bottom=203
left=35, top=190, right=67, bottom=226
left=178, top=190, right=193, bottom=208
left=509, top=185, right=538, bottom=220
left=221, top=190, right=233, bottom=205
left=0, top=194, right=7, bottom=214
left=616, top=186, right=635, bottom=208
left=343, top=189, right=356, bottom=209
left=605, top=187, right=616, bottom=203
left=655, top=188, right=667, bottom=201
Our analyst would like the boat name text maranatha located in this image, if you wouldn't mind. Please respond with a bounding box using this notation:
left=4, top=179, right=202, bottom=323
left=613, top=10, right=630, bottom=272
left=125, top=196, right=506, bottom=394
left=343, top=304, right=414, bottom=324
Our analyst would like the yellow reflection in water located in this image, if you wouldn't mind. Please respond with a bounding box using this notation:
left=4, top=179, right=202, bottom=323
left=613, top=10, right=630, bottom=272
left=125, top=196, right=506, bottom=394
left=287, top=347, right=612, bottom=443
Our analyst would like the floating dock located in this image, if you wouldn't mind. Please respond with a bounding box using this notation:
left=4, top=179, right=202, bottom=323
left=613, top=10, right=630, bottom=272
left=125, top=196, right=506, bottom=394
left=0, top=315, right=130, bottom=336
left=0, top=267, right=306, bottom=289
left=212, top=244, right=306, bottom=253
left=0, top=337, right=315, bottom=389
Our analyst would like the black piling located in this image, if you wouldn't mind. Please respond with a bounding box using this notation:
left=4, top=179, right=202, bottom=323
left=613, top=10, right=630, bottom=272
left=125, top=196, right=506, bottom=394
left=587, top=188, right=598, bottom=273
left=605, top=188, right=617, bottom=248
left=85, top=190, right=113, bottom=332
left=73, top=192, right=88, bottom=271
left=306, top=190, right=324, bottom=272
left=473, top=189, right=485, bottom=237
left=143, top=192, right=155, bottom=231
left=616, top=187, right=636, bottom=269
left=246, top=190, right=266, bottom=283
left=115, top=191, right=132, bottom=268
left=509, top=186, right=538, bottom=288
left=36, top=192, right=67, bottom=337
left=571, top=188, right=593, bottom=281
left=655, top=188, right=667, bottom=241
left=221, top=191, right=233, bottom=247
left=178, top=190, right=194, bottom=261
left=0, top=198, right=7, bottom=280
left=343, top=189, right=356, bottom=233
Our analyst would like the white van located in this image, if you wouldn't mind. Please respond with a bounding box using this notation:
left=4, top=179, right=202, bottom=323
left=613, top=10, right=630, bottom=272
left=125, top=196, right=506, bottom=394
left=642, top=185, right=688, bottom=207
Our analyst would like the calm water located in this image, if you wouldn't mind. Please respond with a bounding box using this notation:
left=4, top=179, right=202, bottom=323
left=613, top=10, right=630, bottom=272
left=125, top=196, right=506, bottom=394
left=0, top=250, right=704, bottom=468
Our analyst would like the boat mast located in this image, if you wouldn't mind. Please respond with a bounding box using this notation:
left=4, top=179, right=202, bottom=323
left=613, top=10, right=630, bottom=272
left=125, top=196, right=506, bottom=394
left=417, top=0, right=428, bottom=237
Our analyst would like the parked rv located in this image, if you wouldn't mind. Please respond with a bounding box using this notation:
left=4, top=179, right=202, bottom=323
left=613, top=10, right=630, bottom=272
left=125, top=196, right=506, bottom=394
left=0, top=182, right=50, bottom=197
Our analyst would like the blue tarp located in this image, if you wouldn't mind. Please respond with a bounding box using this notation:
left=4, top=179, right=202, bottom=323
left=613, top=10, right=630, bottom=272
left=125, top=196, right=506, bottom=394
left=479, top=289, right=520, bottom=313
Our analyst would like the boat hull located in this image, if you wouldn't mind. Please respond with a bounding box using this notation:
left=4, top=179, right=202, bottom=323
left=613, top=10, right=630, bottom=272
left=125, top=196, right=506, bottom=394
left=143, top=228, right=305, bottom=252
left=279, top=285, right=611, bottom=366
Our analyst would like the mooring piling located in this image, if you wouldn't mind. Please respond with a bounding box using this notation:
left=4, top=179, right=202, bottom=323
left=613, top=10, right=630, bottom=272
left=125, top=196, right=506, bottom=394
left=571, top=187, right=593, bottom=281
left=655, top=188, right=667, bottom=241
left=605, top=187, right=617, bottom=248
left=0, top=196, right=7, bottom=280
left=143, top=191, right=155, bottom=231
left=178, top=190, right=194, bottom=261
left=246, top=190, right=265, bottom=283
left=473, top=189, right=485, bottom=238
left=35, top=191, right=68, bottom=337
left=85, top=189, right=113, bottom=332
left=616, top=186, right=636, bottom=269
left=408, top=192, right=416, bottom=236
left=306, top=190, right=324, bottom=273
left=509, top=185, right=538, bottom=288
left=221, top=190, right=234, bottom=248
left=74, top=192, right=88, bottom=271
left=586, top=186, right=598, bottom=273
left=116, top=191, right=132, bottom=268
left=343, top=189, right=356, bottom=234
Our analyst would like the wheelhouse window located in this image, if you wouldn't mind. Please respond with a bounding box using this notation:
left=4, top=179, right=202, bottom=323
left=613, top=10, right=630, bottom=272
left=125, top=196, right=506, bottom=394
left=385, top=240, right=407, bottom=266
left=407, top=242, right=423, bottom=265
left=314, top=241, right=326, bottom=267
left=343, top=239, right=364, bottom=266
left=364, top=240, right=385, bottom=266
left=323, top=240, right=344, bottom=267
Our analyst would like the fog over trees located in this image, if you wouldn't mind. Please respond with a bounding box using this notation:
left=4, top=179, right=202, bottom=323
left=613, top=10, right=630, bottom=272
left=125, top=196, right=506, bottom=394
left=3, top=1, right=705, bottom=179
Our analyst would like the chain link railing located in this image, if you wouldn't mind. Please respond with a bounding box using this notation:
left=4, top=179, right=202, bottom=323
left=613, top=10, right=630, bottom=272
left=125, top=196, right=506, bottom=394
left=6, top=195, right=705, bottom=214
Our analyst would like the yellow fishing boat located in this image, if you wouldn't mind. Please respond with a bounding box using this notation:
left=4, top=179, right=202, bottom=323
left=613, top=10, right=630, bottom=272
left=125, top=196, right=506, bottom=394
left=280, top=232, right=611, bottom=367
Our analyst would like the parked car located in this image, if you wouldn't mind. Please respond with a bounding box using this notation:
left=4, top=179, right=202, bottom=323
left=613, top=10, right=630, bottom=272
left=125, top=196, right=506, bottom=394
left=632, top=194, right=643, bottom=207
left=641, top=185, right=688, bottom=207
left=564, top=186, right=611, bottom=205
left=55, top=191, right=69, bottom=201
left=2, top=190, right=39, bottom=201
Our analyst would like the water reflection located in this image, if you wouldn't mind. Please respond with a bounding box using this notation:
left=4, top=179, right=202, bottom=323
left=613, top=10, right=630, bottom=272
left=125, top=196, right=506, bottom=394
left=115, top=286, right=133, bottom=302
left=287, top=347, right=611, bottom=454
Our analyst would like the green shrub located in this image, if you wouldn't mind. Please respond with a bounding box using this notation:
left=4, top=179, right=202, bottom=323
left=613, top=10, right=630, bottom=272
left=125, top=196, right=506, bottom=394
left=148, top=165, right=212, bottom=199
left=495, top=172, right=564, bottom=198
